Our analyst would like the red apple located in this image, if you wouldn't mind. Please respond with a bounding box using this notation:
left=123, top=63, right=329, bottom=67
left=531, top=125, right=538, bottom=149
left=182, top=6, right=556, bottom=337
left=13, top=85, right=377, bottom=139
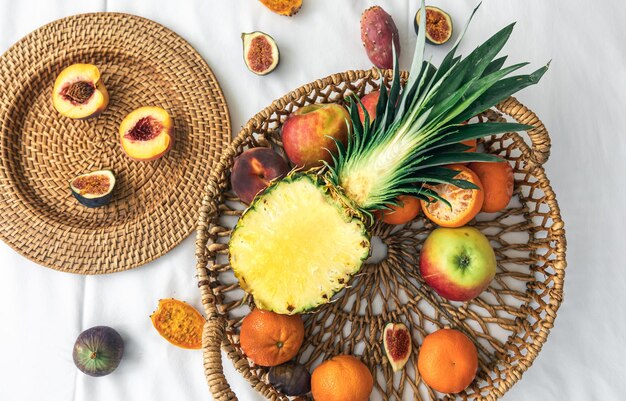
left=281, top=103, right=350, bottom=169
left=419, top=227, right=496, bottom=301
left=357, top=90, right=380, bottom=124
left=231, top=148, right=289, bottom=204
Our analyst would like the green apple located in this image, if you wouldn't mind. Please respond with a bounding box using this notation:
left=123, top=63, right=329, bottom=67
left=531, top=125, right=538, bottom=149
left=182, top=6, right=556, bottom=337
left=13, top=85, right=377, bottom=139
left=419, top=227, right=496, bottom=301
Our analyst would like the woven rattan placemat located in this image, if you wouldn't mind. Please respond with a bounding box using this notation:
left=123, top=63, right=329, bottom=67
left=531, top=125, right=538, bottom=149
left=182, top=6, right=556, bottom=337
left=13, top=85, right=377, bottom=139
left=0, top=13, right=231, bottom=274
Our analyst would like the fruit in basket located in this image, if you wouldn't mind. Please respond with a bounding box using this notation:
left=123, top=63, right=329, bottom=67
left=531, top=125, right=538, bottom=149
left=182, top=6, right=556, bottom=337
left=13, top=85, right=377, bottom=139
left=462, top=139, right=477, bottom=153
left=383, top=322, right=412, bottom=372
left=469, top=158, right=514, bottom=212
left=52, top=63, right=109, bottom=119
left=229, top=0, right=548, bottom=315
left=414, top=6, right=453, bottom=45
left=150, top=299, right=204, bottom=349
left=311, top=355, right=373, bottom=401
left=239, top=308, right=304, bottom=366
left=119, top=106, right=174, bottom=161
left=417, top=328, right=478, bottom=393
left=231, top=175, right=370, bottom=314
left=258, top=0, right=302, bottom=16
left=421, top=165, right=484, bottom=228
left=357, top=90, right=380, bottom=124
left=419, top=227, right=496, bottom=302
left=231, top=147, right=289, bottom=204
left=375, top=195, right=421, bottom=225
left=69, top=169, right=116, bottom=208
left=73, top=326, right=124, bottom=377
left=242, top=31, right=280, bottom=75
left=281, top=103, right=350, bottom=169
left=268, top=361, right=311, bottom=396
left=360, top=6, right=400, bottom=69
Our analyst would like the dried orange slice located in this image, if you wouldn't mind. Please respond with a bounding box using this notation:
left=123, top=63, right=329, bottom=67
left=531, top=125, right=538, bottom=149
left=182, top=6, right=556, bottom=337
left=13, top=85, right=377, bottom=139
left=150, top=299, right=205, bottom=349
left=421, top=165, right=484, bottom=228
left=258, top=0, right=302, bottom=16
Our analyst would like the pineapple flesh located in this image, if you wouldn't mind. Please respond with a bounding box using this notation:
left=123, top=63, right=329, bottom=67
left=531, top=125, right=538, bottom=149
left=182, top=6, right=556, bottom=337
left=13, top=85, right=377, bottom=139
left=230, top=174, right=370, bottom=314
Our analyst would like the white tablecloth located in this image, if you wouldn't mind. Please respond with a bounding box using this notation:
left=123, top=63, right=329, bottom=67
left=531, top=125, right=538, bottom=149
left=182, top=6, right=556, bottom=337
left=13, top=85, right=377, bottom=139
left=1, top=1, right=623, bottom=400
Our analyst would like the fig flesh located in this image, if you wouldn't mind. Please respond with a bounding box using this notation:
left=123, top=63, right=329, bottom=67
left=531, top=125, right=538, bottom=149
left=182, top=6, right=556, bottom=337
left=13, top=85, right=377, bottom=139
left=73, top=326, right=124, bottom=377
left=383, top=322, right=411, bottom=372
left=414, top=6, right=453, bottom=45
left=268, top=361, right=311, bottom=396
left=69, top=169, right=116, bottom=208
left=242, top=31, right=279, bottom=75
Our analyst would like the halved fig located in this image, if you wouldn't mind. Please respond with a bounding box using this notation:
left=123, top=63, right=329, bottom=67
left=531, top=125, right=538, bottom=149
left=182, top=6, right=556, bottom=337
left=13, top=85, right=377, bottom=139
left=119, top=106, right=174, bottom=161
left=52, top=64, right=109, bottom=119
left=414, top=6, right=453, bottom=45
left=258, top=0, right=302, bottom=16
left=70, top=169, right=116, bottom=208
left=242, top=31, right=280, bottom=76
left=383, top=322, right=412, bottom=372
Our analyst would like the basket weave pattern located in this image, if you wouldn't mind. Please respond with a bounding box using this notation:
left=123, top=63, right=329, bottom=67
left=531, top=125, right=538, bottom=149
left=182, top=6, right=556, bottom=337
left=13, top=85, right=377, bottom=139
left=0, top=13, right=231, bottom=273
left=195, top=69, right=566, bottom=400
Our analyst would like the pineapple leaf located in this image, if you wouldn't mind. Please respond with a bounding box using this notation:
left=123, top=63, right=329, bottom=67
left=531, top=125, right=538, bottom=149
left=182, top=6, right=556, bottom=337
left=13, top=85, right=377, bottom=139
left=419, top=152, right=503, bottom=169
left=482, top=56, right=508, bottom=77
left=451, top=63, right=550, bottom=124
left=417, top=122, right=533, bottom=155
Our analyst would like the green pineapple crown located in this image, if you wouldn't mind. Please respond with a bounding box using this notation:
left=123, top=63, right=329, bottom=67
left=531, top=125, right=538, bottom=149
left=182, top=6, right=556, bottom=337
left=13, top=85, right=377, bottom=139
left=325, top=0, right=549, bottom=212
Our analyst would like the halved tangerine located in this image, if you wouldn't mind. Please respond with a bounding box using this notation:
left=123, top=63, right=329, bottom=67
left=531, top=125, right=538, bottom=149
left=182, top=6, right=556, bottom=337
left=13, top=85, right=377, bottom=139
left=421, top=165, right=484, bottom=228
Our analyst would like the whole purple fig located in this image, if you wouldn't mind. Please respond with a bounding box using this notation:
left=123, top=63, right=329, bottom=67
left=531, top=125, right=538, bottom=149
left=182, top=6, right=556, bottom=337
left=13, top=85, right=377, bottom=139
left=72, top=326, right=124, bottom=377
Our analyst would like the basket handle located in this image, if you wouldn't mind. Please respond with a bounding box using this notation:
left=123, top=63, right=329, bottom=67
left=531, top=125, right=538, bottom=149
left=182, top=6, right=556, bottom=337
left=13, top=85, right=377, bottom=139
left=203, top=306, right=239, bottom=401
left=496, top=96, right=551, bottom=166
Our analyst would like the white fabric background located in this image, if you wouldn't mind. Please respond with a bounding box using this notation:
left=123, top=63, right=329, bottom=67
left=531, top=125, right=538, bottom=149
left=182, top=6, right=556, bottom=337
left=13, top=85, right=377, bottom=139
left=0, top=1, right=624, bottom=400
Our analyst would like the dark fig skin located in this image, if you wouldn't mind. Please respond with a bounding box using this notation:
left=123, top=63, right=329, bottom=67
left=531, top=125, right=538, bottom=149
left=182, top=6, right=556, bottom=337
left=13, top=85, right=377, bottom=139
left=73, top=326, right=124, bottom=377
left=268, top=361, right=311, bottom=396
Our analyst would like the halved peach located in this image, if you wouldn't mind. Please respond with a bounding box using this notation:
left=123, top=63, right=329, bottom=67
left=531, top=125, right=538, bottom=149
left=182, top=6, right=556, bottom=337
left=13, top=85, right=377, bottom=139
left=52, top=64, right=109, bottom=119
left=119, top=106, right=174, bottom=161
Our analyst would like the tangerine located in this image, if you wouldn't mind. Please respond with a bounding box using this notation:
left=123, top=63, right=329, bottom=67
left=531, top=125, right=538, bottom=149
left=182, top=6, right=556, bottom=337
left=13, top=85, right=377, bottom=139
left=421, top=165, right=484, bottom=227
left=239, top=308, right=304, bottom=367
left=311, top=354, right=373, bottom=401
left=468, top=158, right=514, bottom=213
left=375, top=195, right=421, bottom=225
left=417, top=328, right=478, bottom=394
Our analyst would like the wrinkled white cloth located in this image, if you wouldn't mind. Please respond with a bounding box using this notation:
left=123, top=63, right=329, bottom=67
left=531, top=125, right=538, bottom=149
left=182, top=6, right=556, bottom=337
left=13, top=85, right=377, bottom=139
left=0, top=1, right=624, bottom=400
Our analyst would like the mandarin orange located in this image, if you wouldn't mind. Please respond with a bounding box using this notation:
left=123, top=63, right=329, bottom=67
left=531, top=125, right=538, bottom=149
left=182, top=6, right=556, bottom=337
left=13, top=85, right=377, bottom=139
left=311, top=355, right=373, bottom=401
left=376, top=195, right=421, bottom=225
left=417, top=328, right=478, bottom=394
left=421, top=165, right=484, bottom=227
left=468, top=158, right=514, bottom=213
left=239, top=308, right=304, bottom=366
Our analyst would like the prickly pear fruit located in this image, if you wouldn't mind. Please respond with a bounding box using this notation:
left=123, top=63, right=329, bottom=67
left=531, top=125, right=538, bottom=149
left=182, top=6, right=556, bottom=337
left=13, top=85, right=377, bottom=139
left=383, top=322, right=411, bottom=372
left=360, top=6, right=400, bottom=69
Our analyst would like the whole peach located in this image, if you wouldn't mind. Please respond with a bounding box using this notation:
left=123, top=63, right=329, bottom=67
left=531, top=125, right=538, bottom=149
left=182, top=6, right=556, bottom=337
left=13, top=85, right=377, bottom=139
left=231, top=148, right=289, bottom=205
left=281, top=103, right=350, bottom=169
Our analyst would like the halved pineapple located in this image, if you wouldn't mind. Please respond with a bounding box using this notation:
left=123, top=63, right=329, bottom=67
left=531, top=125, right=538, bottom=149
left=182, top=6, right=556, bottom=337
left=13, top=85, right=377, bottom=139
left=230, top=174, right=370, bottom=314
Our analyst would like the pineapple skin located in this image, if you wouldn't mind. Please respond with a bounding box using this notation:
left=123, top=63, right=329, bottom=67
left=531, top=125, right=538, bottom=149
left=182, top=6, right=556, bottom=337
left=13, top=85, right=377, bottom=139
left=229, top=174, right=371, bottom=315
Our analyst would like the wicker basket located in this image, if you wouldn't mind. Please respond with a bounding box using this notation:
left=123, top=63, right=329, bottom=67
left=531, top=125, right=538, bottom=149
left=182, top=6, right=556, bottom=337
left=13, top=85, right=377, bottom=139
left=195, top=69, right=566, bottom=401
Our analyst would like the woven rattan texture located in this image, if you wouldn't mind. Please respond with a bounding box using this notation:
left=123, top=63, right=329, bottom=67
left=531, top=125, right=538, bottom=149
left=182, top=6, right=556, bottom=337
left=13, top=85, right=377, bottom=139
left=0, top=13, right=231, bottom=274
left=196, top=69, right=566, bottom=401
